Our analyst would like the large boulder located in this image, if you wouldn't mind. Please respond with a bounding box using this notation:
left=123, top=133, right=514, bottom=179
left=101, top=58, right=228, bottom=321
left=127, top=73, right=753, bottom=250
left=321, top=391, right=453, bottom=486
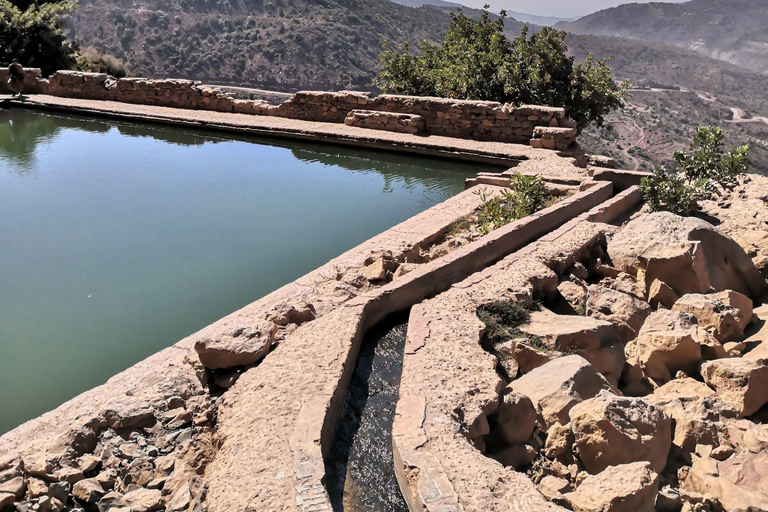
left=700, top=357, right=768, bottom=417
left=509, top=355, right=615, bottom=428
left=630, top=310, right=702, bottom=385
left=519, top=310, right=625, bottom=385
left=569, top=390, right=672, bottom=474
left=684, top=450, right=768, bottom=512
left=648, top=395, right=739, bottom=453
left=565, top=462, right=659, bottom=512
left=194, top=320, right=278, bottom=369
left=608, top=212, right=767, bottom=300
left=672, top=293, right=747, bottom=343
left=586, top=285, right=653, bottom=344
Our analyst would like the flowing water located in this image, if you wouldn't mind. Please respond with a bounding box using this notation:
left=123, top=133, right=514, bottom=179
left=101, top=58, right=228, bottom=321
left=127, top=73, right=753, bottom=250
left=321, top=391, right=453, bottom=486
left=0, top=109, right=481, bottom=434
left=326, top=313, right=410, bottom=512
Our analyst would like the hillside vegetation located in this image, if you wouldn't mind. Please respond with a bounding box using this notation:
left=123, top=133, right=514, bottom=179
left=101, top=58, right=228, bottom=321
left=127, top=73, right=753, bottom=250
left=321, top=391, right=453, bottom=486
left=558, top=0, right=768, bottom=75
left=67, top=0, right=522, bottom=89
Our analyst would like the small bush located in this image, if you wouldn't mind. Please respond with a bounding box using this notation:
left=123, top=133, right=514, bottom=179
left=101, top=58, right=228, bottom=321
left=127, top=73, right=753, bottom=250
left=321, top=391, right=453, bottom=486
left=477, top=298, right=539, bottom=347
left=641, top=126, right=749, bottom=215
left=475, top=172, right=554, bottom=234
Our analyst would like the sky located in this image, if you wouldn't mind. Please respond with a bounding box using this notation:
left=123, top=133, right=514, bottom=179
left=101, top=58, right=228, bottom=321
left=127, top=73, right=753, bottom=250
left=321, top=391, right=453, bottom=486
left=457, top=0, right=687, bottom=19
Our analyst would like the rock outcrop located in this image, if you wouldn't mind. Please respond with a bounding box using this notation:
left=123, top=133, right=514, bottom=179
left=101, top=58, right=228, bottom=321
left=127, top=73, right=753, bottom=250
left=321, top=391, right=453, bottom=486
left=608, top=212, right=768, bottom=300
left=565, top=462, right=659, bottom=512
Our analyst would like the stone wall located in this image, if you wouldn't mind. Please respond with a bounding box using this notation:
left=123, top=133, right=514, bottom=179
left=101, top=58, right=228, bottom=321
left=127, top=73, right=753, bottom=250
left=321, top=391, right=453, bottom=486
left=10, top=70, right=578, bottom=147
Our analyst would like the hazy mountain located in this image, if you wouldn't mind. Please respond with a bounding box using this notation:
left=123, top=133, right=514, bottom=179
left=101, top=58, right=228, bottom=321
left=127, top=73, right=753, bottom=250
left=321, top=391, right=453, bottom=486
left=558, top=0, right=768, bottom=74
left=389, top=0, right=576, bottom=25
left=65, top=0, right=768, bottom=174
left=388, top=0, right=463, bottom=8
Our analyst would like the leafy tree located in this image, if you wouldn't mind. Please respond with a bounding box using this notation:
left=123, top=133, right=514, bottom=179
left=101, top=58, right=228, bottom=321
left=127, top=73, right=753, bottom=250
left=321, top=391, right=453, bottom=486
left=641, top=126, right=749, bottom=215
left=0, top=0, right=79, bottom=75
left=375, top=9, right=626, bottom=129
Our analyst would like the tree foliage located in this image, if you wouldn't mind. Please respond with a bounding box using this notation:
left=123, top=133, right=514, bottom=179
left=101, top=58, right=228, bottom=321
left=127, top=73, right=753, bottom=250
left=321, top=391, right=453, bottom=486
left=641, top=126, right=749, bottom=215
left=375, top=9, right=627, bottom=129
left=0, top=0, right=79, bottom=75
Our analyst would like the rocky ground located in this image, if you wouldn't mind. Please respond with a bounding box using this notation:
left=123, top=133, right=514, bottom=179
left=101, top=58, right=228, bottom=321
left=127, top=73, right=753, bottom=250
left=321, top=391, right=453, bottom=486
left=460, top=181, right=768, bottom=512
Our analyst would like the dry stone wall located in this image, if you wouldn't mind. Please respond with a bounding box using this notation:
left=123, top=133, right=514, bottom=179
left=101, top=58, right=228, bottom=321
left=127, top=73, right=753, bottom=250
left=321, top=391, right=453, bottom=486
left=9, top=70, right=578, bottom=147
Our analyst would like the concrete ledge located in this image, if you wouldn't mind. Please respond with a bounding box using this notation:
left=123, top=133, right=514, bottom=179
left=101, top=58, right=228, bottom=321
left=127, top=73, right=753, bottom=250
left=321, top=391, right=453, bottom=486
left=589, top=166, right=651, bottom=190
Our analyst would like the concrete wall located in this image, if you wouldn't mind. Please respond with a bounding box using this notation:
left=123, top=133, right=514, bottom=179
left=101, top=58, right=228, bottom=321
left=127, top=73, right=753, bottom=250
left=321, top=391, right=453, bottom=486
left=7, top=70, right=578, bottom=147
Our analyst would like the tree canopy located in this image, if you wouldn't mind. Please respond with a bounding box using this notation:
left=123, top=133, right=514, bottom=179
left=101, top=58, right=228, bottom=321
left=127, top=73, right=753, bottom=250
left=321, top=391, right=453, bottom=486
left=375, top=9, right=626, bottom=129
left=1, top=0, right=79, bottom=75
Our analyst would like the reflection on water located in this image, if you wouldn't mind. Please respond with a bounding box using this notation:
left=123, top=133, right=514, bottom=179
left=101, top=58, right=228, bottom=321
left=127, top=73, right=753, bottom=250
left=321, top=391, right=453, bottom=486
left=326, top=314, right=409, bottom=512
left=0, top=109, right=483, bottom=434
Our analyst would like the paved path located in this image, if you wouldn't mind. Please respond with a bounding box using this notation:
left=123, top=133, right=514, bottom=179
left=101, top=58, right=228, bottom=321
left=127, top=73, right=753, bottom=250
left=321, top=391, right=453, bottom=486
left=3, top=95, right=584, bottom=172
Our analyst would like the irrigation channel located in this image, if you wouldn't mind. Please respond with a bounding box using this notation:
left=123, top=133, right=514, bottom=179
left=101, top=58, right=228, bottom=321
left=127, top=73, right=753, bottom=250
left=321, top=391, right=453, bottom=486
left=326, top=312, right=410, bottom=512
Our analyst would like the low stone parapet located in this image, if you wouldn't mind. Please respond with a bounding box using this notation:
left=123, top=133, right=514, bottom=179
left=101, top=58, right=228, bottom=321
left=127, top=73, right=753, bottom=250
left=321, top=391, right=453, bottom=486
left=11, top=70, right=581, bottom=147
left=531, top=126, right=578, bottom=150
left=344, top=109, right=426, bottom=134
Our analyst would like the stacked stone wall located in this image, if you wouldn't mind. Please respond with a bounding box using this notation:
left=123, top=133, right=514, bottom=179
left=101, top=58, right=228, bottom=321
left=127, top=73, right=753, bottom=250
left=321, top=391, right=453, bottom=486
left=6, top=70, right=578, bottom=147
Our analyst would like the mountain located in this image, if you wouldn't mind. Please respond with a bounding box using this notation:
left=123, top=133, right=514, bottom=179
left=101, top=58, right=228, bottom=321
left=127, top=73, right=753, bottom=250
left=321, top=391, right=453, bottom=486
left=558, top=0, right=768, bottom=75
left=388, top=0, right=463, bottom=8
left=64, top=0, right=768, bottom=175
left=566, top=34, right=768, bottom=174
left=505, top=11, right=576, bottom=27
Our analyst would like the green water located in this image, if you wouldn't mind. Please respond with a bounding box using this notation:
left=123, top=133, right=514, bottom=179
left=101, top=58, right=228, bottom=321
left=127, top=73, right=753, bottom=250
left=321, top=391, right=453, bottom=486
left=0, top=109, right=480, bottom=434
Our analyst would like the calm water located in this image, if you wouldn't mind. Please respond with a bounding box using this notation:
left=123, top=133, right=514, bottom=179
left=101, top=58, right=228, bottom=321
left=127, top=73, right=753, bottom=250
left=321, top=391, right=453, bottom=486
left=0, top=109, right=479, bottom=434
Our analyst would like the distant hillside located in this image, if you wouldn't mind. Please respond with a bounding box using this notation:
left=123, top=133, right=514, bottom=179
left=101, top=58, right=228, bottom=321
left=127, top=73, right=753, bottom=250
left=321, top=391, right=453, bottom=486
left=388, top=0, right=463, bottom=8
left=567, top=34, right=768, bottom=174
left=558, top=0, right=768, bottom=75
left=66, top=0, right=457, bottom=90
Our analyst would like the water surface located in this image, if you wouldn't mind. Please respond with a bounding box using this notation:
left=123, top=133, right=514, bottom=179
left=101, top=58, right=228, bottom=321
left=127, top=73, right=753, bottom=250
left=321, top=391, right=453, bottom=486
left=0, top=109, right=479, bottom=434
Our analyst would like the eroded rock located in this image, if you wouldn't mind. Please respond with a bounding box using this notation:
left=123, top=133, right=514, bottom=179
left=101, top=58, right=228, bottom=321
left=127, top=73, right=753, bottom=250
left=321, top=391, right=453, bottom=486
left=509, top=355, right=615, bottom=427
left=493, top=390, right=538, bottom=445
left=608, top=212, right=767, bottom=300
left=630, top=310, right=702, bottom=385
left=684, top=449, right=768, bottom=512
left=194, top=321, right=278, bottom=370
left=565, top=461, right=659, bottom=512
left=586, top=285, right=652, bottom=344
left=569, top=390, right=672, bottom=474
left=672, top=293, right=746, bottom=343
left=700, top=357, right=768, bottom=416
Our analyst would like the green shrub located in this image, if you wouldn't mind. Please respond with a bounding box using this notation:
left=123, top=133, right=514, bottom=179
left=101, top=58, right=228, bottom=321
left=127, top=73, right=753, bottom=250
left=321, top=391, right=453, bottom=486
left=0, top=0, right=80, bottom=75
left=475, top=172, right=554, bottom=234
left=375, top=9, right=626, bottom=129
left=641, top=126, right=749, bottom=215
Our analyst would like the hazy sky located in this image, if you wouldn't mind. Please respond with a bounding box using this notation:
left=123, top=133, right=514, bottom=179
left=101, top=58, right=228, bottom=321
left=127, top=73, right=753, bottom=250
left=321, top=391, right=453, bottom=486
left=459, top=0, right=686, bottom=19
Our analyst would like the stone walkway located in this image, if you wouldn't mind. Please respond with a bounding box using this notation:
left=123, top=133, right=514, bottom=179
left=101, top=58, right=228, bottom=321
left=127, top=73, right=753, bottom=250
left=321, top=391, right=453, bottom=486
left=3, top=95, right=588, bottom=175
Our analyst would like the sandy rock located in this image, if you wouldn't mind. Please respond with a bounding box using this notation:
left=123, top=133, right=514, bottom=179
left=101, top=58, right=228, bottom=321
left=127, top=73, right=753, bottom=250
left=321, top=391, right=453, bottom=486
left=123, top=458, right=154, bottom=487
left=509, top=355, right=615, bottom=427
left=362, top=257, right=396, bottom=282
left=101, top=398, right=155, bottom=430
left=558, top=279, right=588, bottom=313
left=608, top=212, right=767, bottom=300
left=194, top=320, right=278, bottom=370
left=700, top=357, right=768, bottom=416
left=265, top=302, right=315, bottom=326
left=652, top=377, right=716, bottom=401
left=586, top=285, right=652, bottom=343
left=0, top=493, right=14, bottom=510
left=493, top=390, right=538, bottom=445
left=537, top=475, right=571, bottom=502
left=0, top=477, right=25, bottom=498
left=37, top=496, right=63, bottom=512
left=565, top=461, right=659, bottom=512
left=544, top=422, right=574, bottom=459
left=494, top=339, right=520, bottom=380
left=166, top=484, right=192, bottom=512
left=514, top=340, right=556, bottom=373
left=709, top=290, right=754, bottom=331
left=569, top=390, right=672, bottom=474
left=119, top=488, right=163, bottom=512
left=648, top=279, right=679, bottom=310
left=77, top=454, right=101, bottom=473
left=27, top=478, right=48, bottom=498
left=519, top=310, right=625, bottom=385
left=672, top=293, right=745, bottom=343
left=630, top=310, right=702, bottom=385
left=72, top=478, right=106, bottom=503
left=650, top=395, right=739, bottom=453
left=684, top=450, right=768, bottom=512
